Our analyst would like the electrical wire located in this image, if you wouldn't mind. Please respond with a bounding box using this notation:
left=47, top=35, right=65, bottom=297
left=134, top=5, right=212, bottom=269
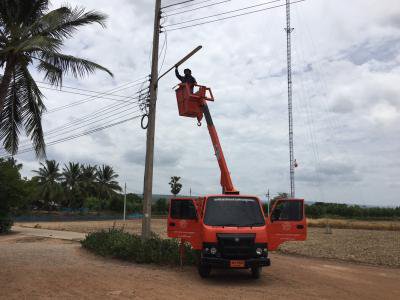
left=161, top=0, right=196, bottom=10
left=13, top=99, right=141, bottom=148
left=165, top=0, right=305, bottom=31
left=37, top=81, right=138, bottom=100
left=44, top=98, right=140, bottom=136
left=162, top=0, right=215, bottom=12
left=1, top=114, right=142, bottom=158
left=163, top=0, right=231, bottom=17
left=38, top=86, right=138, bottom=104
left=45, top=80, right=148, bottom=114
left=165, top=0, right=282, bottom=27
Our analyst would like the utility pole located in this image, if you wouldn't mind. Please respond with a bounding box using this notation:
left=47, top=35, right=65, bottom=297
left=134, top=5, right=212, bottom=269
left=123, top=183, right=127, bottom=221
left=266, top=189, right=270, bottom=216
left=285, top=0, right=295, bottom=198
left=142, top=0, right=161, bottom=239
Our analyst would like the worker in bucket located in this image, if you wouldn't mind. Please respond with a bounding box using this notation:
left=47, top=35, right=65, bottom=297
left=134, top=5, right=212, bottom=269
left=175, top=66, right=196, bottom=92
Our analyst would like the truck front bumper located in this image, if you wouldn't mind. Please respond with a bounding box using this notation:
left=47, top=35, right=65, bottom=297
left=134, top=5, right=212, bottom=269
left=201, top=256, right=271, bottom=269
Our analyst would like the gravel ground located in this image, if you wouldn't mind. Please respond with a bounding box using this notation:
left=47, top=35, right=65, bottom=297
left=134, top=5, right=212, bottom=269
left=16, top=219, right=400, bottom=267
left=1, top=234, right=400, bottom=300
left=279, top=227, right=400, bottom=267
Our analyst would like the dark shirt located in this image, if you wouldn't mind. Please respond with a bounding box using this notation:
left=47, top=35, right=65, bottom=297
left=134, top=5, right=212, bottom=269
left=175, top=68, right=197, bottom=85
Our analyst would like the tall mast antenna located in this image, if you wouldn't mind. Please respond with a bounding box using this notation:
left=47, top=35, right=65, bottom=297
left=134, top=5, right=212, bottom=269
left=285, top=0, right=295, bottom=198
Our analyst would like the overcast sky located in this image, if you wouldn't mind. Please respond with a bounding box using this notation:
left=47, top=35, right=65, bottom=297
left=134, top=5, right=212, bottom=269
left=4, top=0, right=400, bottom=206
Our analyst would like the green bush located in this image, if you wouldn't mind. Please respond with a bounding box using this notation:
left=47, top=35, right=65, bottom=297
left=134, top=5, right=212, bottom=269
left=0, top=213, right=13, bottom=234
left=81, top=228, right=197, bottom=265
left=83, top=196, right=102, bottom=211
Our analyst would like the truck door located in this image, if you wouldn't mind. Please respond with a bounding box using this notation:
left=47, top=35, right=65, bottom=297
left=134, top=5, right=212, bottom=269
left=167, top=198, right=202, bottom=249
left=267, top=199, right=307, bottom=251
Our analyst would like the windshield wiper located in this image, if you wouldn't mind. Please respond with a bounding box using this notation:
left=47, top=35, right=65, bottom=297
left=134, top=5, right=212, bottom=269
left=240, top=222, right=265, bottom=227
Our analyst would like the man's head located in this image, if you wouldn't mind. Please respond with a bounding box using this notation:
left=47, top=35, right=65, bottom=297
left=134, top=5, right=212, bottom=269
left=184, top=68, right=191, bottom=76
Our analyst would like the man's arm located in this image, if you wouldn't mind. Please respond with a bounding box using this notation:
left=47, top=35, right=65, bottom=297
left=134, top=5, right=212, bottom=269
left=175, top=67, right=183, bottom=81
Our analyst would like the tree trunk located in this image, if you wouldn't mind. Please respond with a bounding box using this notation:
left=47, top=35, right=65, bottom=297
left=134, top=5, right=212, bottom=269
left=0, top=58, right=15, bottom=121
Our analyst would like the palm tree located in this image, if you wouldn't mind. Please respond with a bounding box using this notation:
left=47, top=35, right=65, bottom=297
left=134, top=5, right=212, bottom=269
left=33, top=159, right=62, bottom=209
left=80, top=164, right=98, bottom=197
left=96, top=165, right=121, bottom=200
left=169, top=176, right=182, bottom=196
left=0, top=0, right=113, bottom=157
left=62, top=162, right=81, bottom=207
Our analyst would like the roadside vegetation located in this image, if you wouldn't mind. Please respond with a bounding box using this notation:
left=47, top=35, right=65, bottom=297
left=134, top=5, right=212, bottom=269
left=0, top=157, right=171, bottom=233
left=81, top=227, right=196, bottom=265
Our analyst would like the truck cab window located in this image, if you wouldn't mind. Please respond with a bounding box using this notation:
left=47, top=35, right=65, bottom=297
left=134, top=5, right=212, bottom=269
left=272, top=200, right=303, bottom=221
left=170, top=199, right=197, bottom=220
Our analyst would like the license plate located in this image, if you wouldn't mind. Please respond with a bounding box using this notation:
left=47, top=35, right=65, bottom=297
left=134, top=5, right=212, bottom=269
left=230, top=260, right=245, bottom=268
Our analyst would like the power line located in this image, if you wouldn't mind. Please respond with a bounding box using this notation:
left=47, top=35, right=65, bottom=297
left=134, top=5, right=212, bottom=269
left=38, top=86, right=138, bottom=104
left=14, top=101, right=141, bottom=148
left=45, top=99, right=140, bottom=135
left=165, top=0, right=305, bottom=31
left=33, top=106, right=141, bottom=142
left=1, top=114, right=142, bottom=158
left=161, top=0, right=196, bottom=9
left=37, top=81, right=138, bottom=100
left=45, top=81, right=149, bottom=114
left=165, top=0, right=282, bottom=27
left=162, top=0, right=215, bottom=12
left=163, top=0, right=231, bottom=17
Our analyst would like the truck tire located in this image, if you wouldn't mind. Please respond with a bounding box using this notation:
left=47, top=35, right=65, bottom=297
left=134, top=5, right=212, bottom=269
left=251, top=266, right=261, bottom=279
left=198, top=264, right=211, bottom=278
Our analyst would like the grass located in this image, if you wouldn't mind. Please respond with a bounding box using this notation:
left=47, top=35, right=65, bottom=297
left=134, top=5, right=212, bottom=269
left=307, top=218, right=400, bottom=231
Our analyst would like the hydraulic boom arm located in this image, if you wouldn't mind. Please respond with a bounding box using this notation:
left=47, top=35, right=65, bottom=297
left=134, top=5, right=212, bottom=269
left=201, top=102, right=239, bottom=194
left=175, top=83, right=238, bottom=194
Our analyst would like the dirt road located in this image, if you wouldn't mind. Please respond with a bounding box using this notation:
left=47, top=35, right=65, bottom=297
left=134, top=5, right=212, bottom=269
left=1, top=232, right=399, bottom=300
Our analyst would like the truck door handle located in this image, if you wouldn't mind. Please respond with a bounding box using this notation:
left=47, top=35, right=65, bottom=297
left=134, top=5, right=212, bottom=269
left=296, top=224, right=304, bottom=229
left=169, top=222, right=176, bottom=227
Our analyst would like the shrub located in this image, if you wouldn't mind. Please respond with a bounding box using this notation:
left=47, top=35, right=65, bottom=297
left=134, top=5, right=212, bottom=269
left=0, top=213, right=13, bottom=234
left=83, top=197, right=102, bottom=211
left=81, top=228, right=197, bottom=265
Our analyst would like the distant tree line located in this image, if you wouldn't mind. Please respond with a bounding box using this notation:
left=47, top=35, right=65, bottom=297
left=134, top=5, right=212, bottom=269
left=262, top=193, right=400, bottom=220
left=0, top=157, right=172, bottom=231
left=305, top=202, right=400, bottom=219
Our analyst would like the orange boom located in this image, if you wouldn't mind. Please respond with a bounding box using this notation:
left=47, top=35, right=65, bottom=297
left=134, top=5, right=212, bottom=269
left=168, top=83, right=307, bottom=279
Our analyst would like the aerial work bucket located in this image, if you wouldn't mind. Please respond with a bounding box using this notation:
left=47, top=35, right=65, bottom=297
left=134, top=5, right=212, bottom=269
left=175, top=83, right=214, bottom=121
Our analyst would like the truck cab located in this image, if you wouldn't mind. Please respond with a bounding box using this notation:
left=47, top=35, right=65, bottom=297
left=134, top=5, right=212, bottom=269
left=168, top=195, right=306, bottom=278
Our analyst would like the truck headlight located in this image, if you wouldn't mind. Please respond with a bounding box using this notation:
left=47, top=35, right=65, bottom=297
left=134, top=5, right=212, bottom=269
left=256, top=248, right=263, bottom=255
left=210, top=247, right=217, bottom=255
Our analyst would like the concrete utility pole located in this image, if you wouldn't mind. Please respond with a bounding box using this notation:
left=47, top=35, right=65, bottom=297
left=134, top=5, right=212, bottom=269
left=123, top=183, right=127, bottom=221
left=142, top=0, right=161, bottom=239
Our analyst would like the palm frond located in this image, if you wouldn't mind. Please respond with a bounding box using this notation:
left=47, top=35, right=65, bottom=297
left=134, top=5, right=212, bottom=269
left=31, top=6, right=107, bottom=41
left=40, top=51, right=113, bottom=81
left=19, top=65, right=46, bottom=158
left=36, top=58, right=63, bottom=86
left=0, top=68, right=22, bottom=155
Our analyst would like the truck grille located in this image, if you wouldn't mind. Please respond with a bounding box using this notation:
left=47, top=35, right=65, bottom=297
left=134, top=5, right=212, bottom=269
left=217, top=233, right=256, bottom=259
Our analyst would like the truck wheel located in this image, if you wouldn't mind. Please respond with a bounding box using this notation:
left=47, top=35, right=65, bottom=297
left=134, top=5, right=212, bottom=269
left=198, top=264, right=211, bottom=278
left=251, top=266, right=261, bottom=279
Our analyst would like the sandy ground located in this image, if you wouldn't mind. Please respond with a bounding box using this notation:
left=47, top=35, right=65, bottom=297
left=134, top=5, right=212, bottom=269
left=1, top=232, right=399, bottom=300
left=17, top=219, right=400, bottom=267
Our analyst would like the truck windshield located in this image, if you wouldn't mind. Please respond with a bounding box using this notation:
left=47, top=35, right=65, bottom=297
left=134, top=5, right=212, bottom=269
left=203, top=197, right=265, bottom=227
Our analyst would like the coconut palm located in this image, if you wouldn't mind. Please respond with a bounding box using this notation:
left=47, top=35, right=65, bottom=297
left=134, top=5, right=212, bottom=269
left=96, top=164, right=121, bottom=199
left=33, top=159, right=62, bottom=209
left=61, top=162, right=81, bottom=207
left=0, top=0, right=113, bottom=157
left=80, top=164, right=98, bottom=196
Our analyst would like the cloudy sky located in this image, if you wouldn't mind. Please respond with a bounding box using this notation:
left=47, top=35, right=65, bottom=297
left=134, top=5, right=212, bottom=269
left=4, top=0, right=400, bottom=206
